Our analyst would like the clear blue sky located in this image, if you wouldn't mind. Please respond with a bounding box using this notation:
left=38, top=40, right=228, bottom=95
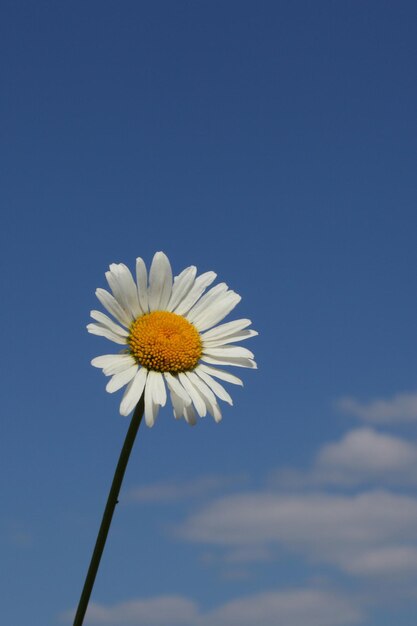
left=1, top=1, right=417, bottom=625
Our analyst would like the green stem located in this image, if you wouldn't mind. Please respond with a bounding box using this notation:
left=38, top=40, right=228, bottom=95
left=73, top=394, right=145, bottom=626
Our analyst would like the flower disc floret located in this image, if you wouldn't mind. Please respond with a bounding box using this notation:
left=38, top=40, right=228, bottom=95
left=128, top=310, right=202, bottom=373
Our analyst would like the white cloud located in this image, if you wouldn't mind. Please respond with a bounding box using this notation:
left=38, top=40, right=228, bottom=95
left=318, top=428, right=417, bottom=471
left=222, top=544, right=272, bottom=563
left=202, top=588, right=363, bottom=626
left=315, top=427, right=417, bottom=483
left=337, top=392, right=417, bottom=423
left=178, top=489, right=417, bottom=577
left=63, top=596, right=198, bottom=625
left=63, top=589, right=362, bottom=626
left=341, top=546, right=417, bottom=577
left=126, top=474, right=246, bottom=503
left=272, top=428, right=417, bottom=487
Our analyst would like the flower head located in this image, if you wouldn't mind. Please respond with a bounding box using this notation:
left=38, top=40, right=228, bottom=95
left=88, top=252, right=257, bottom=427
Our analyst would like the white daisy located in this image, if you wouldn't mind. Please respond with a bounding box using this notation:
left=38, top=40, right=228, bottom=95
left=87, top=252, right=257, bottom=427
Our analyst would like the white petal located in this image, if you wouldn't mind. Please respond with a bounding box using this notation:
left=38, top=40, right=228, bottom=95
left=136, top=257, right=149, bottom=313
left=178, top=372, right=207, bottom=417
left=168, top=385, right=197, bottom=425
left=169, top=389, right=185, bottom=419
left=169, top=389, right=180, bottom=420
left=201, top=355, right=257, bottom=369
left=186, top=370, right=217, bottom=403
left=193, top=292, right=241, bottom=332
left=115, top=263, right=143, bottom=317
left=203, top=346, right=255, bottom=359
left=91, top=354, right=123, bottom=368
left=90, top=310, right=129, bottom=337
left=148, top=251, right=173, bottom=311
left=120, top=368, right=148, bottom=416
left=102, top=358, right=136, bottom=377
left=186, top=372, right=222, bottom=423
left=186, top=283, right=228, bottom=322
left=166, top=266, right=197, bottom=312
left=211, top=402, right=222, bottom=423
left=106, top=364, right=138, bottom=393
left=145, top=400, right=159, bottom=427
left=106, top=268, right=134, bottom=319
left=195, top=367, right=233, bottom=405
left=144, top=374, right=161, bottom=427
left=87, top=323, right=128, bottom=345
left=92, top=354, right=136, bottom=376
left=152, top=371, right=167, bottom=407
left=173, top=271, right=217, bottom=316
left=95, top=288, right=132, bottom=328
left=183, top=402, right=197, bottom=425
left=201, top=318, right=252, bottom=340
left=202, top=330, right=258, bottom=347
left=198, top=363, right=244, bottom=385
left=164, top=373, right=192, bottom=405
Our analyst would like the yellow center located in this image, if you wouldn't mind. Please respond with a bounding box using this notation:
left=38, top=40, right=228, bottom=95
left=128, top=311, right=202, bottom=373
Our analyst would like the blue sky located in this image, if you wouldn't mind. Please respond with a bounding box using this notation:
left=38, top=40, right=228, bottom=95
left=1, top=1, right=417, bottom=624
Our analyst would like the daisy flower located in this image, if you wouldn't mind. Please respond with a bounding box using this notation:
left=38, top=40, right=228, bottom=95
left=87, top=252, right=257, bottom=427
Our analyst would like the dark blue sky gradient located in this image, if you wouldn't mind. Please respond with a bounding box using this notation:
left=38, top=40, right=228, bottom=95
left=1, top=2, right=417, bottom=625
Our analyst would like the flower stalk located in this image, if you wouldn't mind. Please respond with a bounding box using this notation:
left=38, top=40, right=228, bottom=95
left=73, top=394, right=145, bottom=626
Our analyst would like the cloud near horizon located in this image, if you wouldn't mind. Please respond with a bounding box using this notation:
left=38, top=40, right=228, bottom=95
left=337, top=391, right=417, bottom=423
left=177, top=489, right=417, bottom=576
left=63, top=587, right=363, bottom=626
left=272, top=427, right=417, bottom=487
left=64, top=398, right=417, bottom=626
left=126, top=473, right=247, bottom=504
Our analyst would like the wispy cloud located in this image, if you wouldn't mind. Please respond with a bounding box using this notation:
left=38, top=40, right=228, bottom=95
left=62, top=596, right=198, bottom=625
left=203, top=587, right=363, bottom=626
left=316, top=427, right=417, bottom=484
left=342, top=545, right=417, bottom=577
left=126, top=473, right=247, bottom=503
left=62, top=397, right=417, bottom=626
left=62, top=588, right=363, bottom=626
left=272, top=427, right=417, bottom=487
left=337, top=391, right=417, bottom=423
left=177, top=489, right=417, bottom=578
